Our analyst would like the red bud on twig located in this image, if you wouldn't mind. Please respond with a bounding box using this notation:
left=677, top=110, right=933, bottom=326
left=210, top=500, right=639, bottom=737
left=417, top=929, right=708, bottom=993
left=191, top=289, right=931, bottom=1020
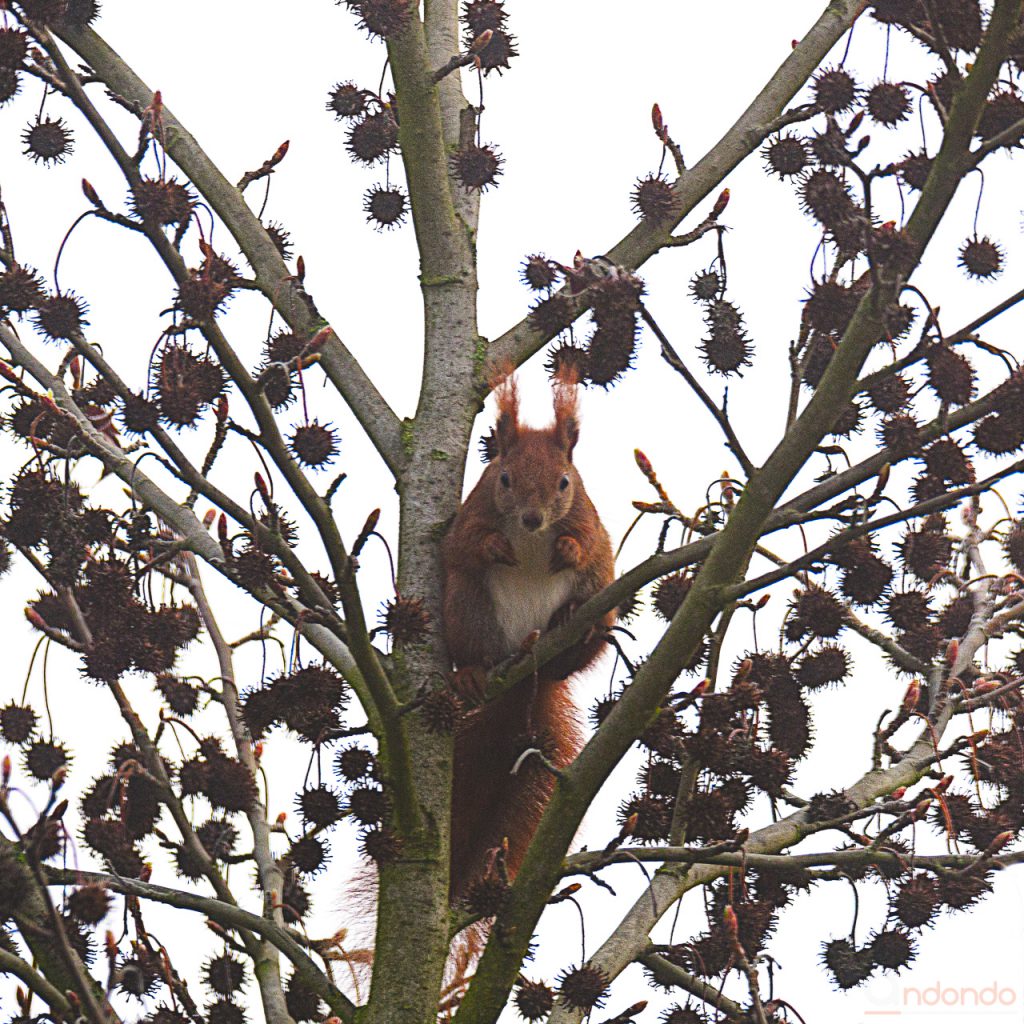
left=710, top=189, right=730, bottom=219
left=271, top=140, right=290, bottom=166
left=82, top=178, right=104, bottom=209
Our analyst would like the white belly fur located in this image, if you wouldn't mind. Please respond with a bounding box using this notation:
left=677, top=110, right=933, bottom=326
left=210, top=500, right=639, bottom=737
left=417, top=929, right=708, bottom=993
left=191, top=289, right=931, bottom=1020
left=486, top=527, right=574, bottom=654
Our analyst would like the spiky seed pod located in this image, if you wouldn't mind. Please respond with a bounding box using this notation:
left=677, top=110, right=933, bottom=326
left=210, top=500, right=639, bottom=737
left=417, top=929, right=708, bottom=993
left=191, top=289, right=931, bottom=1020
left=701, top=299, right=752, bottom=375
left=67, top=883, right=112, bottom=925
left=379, top=594, right=431, bottom=644
left=977, top=90, right=1024, bottom=146
left=938, top=870, right=993, bottom=910
left=203, top=755, right=258, bottom=813
left=587, top=323, right=637, bottom=387
left=529, top=292, right=574, bottom=337
left=24, top=738, right=69, bottom=781
left=868, top=929, right=916, bottom=971
left=813, top=67, right=858, bottom=113
left=288, top=834, right=329, bottom=875
left=196, top=819, right=238, bottom=862
left=922, top=437, right=973, bottom=485
left=297, top=785, right=342, bottom=828
left=1, top=702, right=37, bottom=744
left=653, top=573, right=691, bottom=621
left=465, top=23, right=517, bottom=73
left=451, top=142, right=503, bottom=191
left=870, top=226, right=918, bottom=276
left=882, top=302, right=917, bottom=340
left=804, top=279, right=858, bottom=334
left=545, top=340, right=589, bottom=385
left=420, top=687, right=462, bottom=734
left=260, top=221, right=293, bottom=261
left=841, top=555, right=893, bottom=606
left=232, top=546, right=278, bottom=591
left=349, top=785, right=389, bottom=825
left=155, top=674, right=199, bottom=716
left=867, top=80, right=912, bottom=125
left=797, top=645, right=850, bottom=689
left=898, top=150, right=933, bottom=191
left=788, top=586, right=846, bottom=640
left=175, top=257, right=238, bottom=321
left=617, top=793, right=673, bottom=842
left=660, top=1007, right=704, bottom=1024
left=335, top=744, right=376, bottom=781
left=145, top=1007, right=189, bottom=1024
left=16, top=0, right=69, bottom=21
left=327, top=81, right=369, bottom=119
left=806, top=789, right=857, bottom=822
left=205, top=1001, right=245, bottom=1024
left=822, top=937, right=874, bottom=989
left=937, top=594, right=973, bottom=639
left=641, top=759, right=682, bottom=798
left=284, top=973, right=323, bottom=1022
left=289, top=421, right=339, bottom=469
left=205, top=954, right=246, bottom=995
left=0, top=27, right=29, bottom=68
left=1004, top=522, right=1024, bottom=572
left=631, top=173, right=677, bottom=223
left=765, top=681, right=812, bottom=760
left=900, top=517, right=953, bottom=581
left=557, top=965, right=609, bottom=1012
left=153, top=344, right=224, bottom=428
left=886, top=590, right=932, bottom=631
left=465, top=873, right=511, bottom=918
left=34, top=291, right=87, bottom=341
left=958, top=235, right=1004, bottom=279
left=363, top=184, right=407, bottom=229
left=346, top=110, right=399, bottom=165
left=118, top=392, right=159, bottom=435
left=741, top=745, right=793, bottom=797
left=878, top=411, right=921, bottom=455
left=131, top=177, right=195, bottom=226
left=360, top=824, right=403, bottom=864
left=22, top=116, right=74, bottom=165
left=266, top=329, right=308, bottom=364
left=685, top=790, right=736, bottom=842
left=462, top=0, right=507, bottom=32
left=521, top=253, right=558, bottom=291
left=974, top=412, right=1024, bottom=454
left=827, top=400, right=863, bottom=439
left=64, top=0, right=101, bottom=26
left=514, top=978, right=555, bottom=1021
left=809, top=122, right=849, bottom=167
left=763, top=133, right=809, bottom=177
left=893, top=873, right=939, bottom=927
left=798, top=169, right=857, bottom=228
left=353, top=0, right=414, bottom=38
left=0, top=263, right=45, bottom=313
left=689, top=268, right=721, bottom=302
left=898, top=623, right=943, bottom=663
left=867, top=373, right=911, bottom=414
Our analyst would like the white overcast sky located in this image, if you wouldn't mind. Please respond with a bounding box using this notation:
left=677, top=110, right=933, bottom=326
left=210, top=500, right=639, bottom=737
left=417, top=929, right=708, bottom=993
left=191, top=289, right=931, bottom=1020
left=2, top=1, right=1024, bottom=1021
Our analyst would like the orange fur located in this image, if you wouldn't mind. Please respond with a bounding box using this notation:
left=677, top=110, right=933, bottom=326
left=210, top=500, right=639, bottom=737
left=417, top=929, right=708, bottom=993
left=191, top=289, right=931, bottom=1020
left=442, top=373, right=615, bottom=901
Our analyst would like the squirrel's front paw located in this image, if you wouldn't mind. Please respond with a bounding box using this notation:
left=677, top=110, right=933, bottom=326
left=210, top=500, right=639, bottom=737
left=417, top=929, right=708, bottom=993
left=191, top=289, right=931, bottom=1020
left=451, top=666, right=488, bottom=705
left=482, top=531, right=517, bottom=566
left=551, top=534, right=582, bottom=571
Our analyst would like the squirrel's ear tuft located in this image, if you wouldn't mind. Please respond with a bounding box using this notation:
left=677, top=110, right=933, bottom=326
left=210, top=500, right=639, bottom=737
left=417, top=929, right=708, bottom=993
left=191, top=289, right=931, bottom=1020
left=491, top=367, right=519, bottom=455
left=552, top=367, right=579, bottom=458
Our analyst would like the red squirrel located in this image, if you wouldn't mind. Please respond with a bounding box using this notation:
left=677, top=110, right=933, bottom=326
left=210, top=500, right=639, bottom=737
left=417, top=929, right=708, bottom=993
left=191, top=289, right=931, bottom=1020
left=441, top=371, right=615, bottom=903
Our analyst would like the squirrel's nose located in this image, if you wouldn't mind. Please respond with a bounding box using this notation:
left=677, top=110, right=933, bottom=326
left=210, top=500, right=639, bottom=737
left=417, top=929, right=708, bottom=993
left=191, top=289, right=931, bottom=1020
left=521, top=512, right=542, bottom=532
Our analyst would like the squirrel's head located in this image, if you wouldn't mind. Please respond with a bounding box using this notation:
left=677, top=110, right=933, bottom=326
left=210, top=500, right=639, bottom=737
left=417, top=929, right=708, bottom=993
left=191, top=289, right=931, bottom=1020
left=489, top=369, right=580, bottom=533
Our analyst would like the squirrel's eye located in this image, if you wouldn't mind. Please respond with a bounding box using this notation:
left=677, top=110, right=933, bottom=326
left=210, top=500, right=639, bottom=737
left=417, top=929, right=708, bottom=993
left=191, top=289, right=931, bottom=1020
left=500, top=471, right=511, bottom=488
left=559, top=475, right=570, bottom=491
